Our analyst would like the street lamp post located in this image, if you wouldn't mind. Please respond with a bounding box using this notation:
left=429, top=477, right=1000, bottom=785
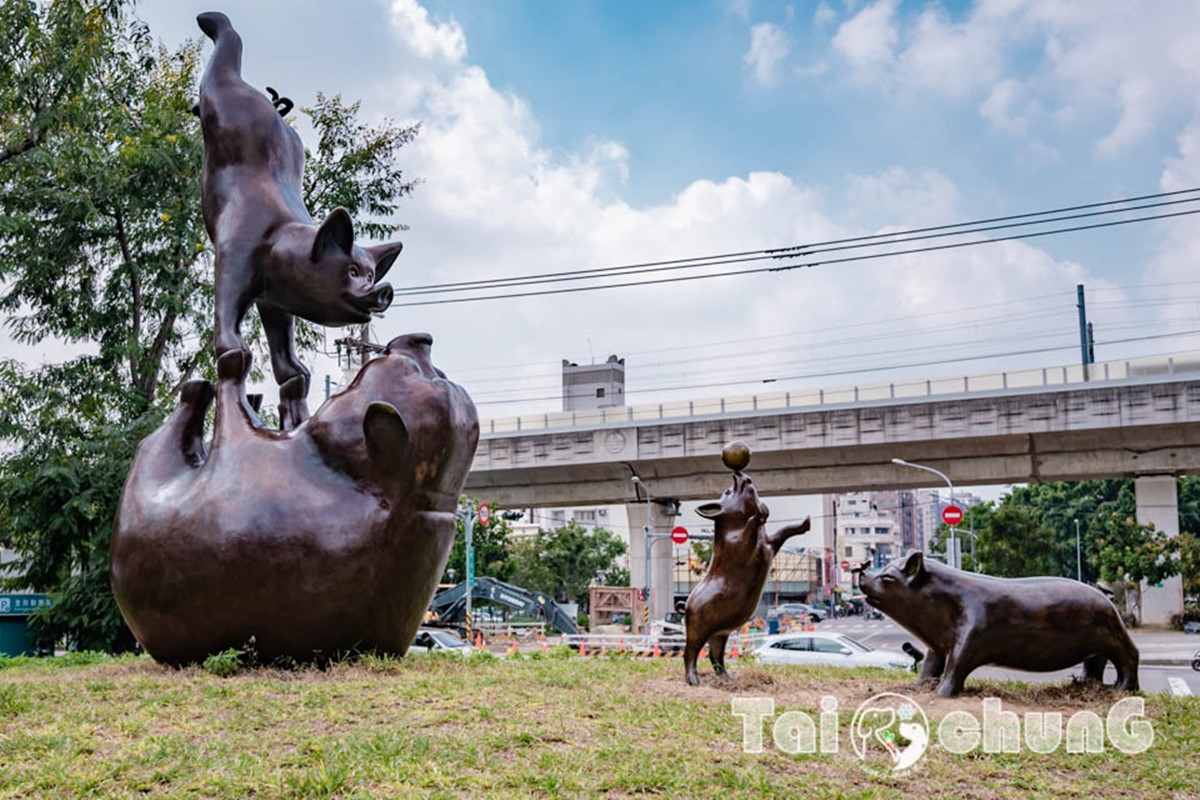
left=892, top=458, right=957, bottom=570
left=631, top=475, right=659, bottom=628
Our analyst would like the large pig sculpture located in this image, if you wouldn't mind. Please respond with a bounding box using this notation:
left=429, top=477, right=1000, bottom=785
left=858, top=552, right=1140, bottom=697
left=111, top=333, right=478, bottom=665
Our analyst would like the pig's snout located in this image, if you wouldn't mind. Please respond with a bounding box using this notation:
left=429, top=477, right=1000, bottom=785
left=369, top=283, right=394, bottom=313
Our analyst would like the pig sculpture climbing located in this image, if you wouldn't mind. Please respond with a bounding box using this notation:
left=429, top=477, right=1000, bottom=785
left=110, top=11, right=478, bottom=666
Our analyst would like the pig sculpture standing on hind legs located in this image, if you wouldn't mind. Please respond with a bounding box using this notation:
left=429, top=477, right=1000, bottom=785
left=683, top=442, right=811, bottom=685
left=110, top=12, right=478, bottom=665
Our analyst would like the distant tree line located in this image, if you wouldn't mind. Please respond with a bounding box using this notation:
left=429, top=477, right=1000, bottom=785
left=929, top=478, right=1200, bottom=619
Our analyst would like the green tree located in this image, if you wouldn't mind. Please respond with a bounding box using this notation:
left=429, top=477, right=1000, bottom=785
left=508, top=522, right=627, bottom=609
left=973, top=504, right=1058, bottom=577
left=0, top=2, right=419, bottom=650
left=601, top=566, right=630, bottom=587
left=1088, top=512, right=1181, bottom=587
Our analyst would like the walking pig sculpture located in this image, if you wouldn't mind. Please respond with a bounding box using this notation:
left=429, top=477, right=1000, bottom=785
left=111, top=335, right=478, bottom=664
left=858, top=552, right=1140, bottom=697
left=684, top=442, right=811, bottom=685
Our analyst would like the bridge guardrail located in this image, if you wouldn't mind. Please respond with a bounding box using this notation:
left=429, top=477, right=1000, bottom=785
left=480, top=350, right=1200, bottom=436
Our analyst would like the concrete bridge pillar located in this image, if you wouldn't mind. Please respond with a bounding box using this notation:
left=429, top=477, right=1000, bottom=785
left=1134, top=475, right=1185, bottom=625
left=627, top=500, right=678, bottom=624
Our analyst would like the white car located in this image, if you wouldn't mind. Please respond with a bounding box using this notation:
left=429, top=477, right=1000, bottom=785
left=754, top=632, right=912, bottom=670
left=408, top=627, right=485, bottom=656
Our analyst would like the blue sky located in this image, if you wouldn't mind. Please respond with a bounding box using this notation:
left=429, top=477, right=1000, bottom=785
left=414, top=0, right=1186, bottom=276
left=19, top=1, right=1200, bottom=424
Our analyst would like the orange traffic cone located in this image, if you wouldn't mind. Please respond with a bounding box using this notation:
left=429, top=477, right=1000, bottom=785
left=580, top=643, right=588, bottom=656
left=730, top=642, right=740, bottom=659
left=474, top=630, right=483, bottom=648
left=652, top=643, right=661, bottom=658
left=541, top=640, right=549, bottom=654
left=508, top=640, right=519, bottom=656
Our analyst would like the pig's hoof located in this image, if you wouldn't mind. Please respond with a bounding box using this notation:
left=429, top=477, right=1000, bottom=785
left=216, top=348, right=252, bottom=381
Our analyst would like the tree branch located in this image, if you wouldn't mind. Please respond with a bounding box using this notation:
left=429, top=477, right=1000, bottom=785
left=113, top=210, right=141, bottom=390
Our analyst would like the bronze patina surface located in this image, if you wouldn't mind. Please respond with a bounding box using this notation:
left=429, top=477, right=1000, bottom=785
left=197, top=11, right=402, bottom=431
left=111, top=335, right=478, bottom=665
left=683, top=443, right=810, bottom=685
left=110, top=13, right=477, bottom=666
left=859, top=552, right=1140, bottom=697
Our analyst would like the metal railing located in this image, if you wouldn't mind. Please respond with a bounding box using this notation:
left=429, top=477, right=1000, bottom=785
left=480, top=350, right=1200, bottom=436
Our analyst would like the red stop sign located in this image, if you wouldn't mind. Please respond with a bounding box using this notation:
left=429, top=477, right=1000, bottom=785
left=942, top=505, right=963, bottom=525
left=670, top=526, right=689, bottom=544
left=840, top=560, right=850, bottom=570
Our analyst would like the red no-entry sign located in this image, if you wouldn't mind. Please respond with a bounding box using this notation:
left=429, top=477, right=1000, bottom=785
left=670, top=526, right=689, bottom=544
left=840, top=560, right=850, bottom=570
left=942, top=505, right=963, bottom=526
left=478, top=503, right=490, bottom=525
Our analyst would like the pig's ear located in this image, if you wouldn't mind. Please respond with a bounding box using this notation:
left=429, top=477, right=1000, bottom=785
left=312, top=207, right=354, bottom=260
left=367, top=241, right=403, bottom=281
left=363, top=401, right=407, bottom=465
left=901, top=551, right=925, bottom=581
left=695, top=502, right=723, bottom=519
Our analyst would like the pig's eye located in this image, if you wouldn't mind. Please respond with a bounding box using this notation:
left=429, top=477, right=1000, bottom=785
left=348, top=265, right=359, bottom=279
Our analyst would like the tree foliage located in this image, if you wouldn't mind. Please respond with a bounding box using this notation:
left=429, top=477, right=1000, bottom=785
left=442, top=502, right=516, bottom=584
left=973, top=503, right=1058, bottom=578
left=508, top=522, right=627, bottom=608
left=0, top=2, right=419, bottom=650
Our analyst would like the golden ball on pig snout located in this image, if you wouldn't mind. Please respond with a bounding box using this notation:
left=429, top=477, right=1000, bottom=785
left=721, top=441, right=752, bottom=471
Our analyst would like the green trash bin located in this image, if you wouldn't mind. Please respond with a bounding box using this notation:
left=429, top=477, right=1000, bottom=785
left=0, top=594, right=52, bottom=656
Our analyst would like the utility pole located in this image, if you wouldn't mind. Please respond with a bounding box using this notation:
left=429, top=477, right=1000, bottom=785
left=1076, top=284, right=1094, bottom=381
left=457, top=499, right=477, bottom=640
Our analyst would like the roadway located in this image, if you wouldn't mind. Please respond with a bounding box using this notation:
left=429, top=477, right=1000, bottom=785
left=820, top=617, right=1200, bottom=697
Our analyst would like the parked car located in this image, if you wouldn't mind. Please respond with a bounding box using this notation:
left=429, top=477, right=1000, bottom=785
left=754, top=632, right=912, bottom=670
left=409, top=627, right=485, bottom=656
left=1183, top=620, right=1200, bottom=634
left=767, top=603, right=825, bottom=622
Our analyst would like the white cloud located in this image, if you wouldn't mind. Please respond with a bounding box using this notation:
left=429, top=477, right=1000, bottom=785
left=831, top=0, right=898, bottom=79
left=728, top=0, right=752, bottom=22
left=388, top=0, right=466, bottom=63
left=846, top=167, right=960, bottom=226
left=744, top=22, right=791, bottom=87
left=1145, top=123, right=1200, bottom=317
left=980, top=79, right=1031, bottom=134
left=814, top=2, right=838, bottom=27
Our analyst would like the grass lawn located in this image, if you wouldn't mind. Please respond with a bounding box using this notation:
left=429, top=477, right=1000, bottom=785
left=0, top=650, right=1196, bottom=798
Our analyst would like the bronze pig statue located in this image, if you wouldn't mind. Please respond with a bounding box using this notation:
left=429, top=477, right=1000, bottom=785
left=684, top=444, right=810, bottom=685
left=196, top=11, right=402, bottom=431
left=111, top=333, right=478, bottom=665
left=859, top=552, right=1140, bottom=697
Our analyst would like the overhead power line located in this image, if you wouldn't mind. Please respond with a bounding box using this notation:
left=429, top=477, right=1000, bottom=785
left=471, top=329, right=1200, bottom=406
left=393, top=188, right=1200, bottom=307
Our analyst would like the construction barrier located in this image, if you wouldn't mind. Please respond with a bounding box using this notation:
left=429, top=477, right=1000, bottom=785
left=556, top=632, right=764, bottom=659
